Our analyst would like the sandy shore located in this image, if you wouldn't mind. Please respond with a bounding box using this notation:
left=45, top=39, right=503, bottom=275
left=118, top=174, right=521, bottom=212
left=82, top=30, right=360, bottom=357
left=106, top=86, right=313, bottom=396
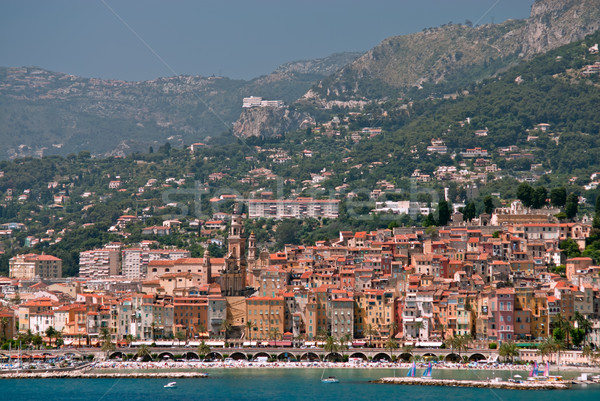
left=2, top=360, right=599, bottom=379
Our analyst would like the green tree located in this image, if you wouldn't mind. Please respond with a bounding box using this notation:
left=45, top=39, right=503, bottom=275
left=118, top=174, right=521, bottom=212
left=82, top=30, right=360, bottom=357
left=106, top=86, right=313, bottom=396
left=463, top=201, right=476, bottom=221
left=498, top=341, right=519, bottom=363
left=175, top=331, right=186, bottom=346
left=565, top=192, right=579, bottom=219
left=136, top=344, right=152, bottom=361
left=571, top=328, right=585, bottom=348
left=197, top=341, right=211, bottom=360
left=531, top=186, right=548, bottom=209
left=483, top=196, right=495, bottom=214
left=517, top=182, right=534, bottom=207
left=324, top=336, right=339, bottom=354
left=384, top=338, right=399, bottom=361
left=538, top=337, right=556, bottom=363
left=45, top=326, right=57, bottom=347
left=100, top=327, right=115, bottom=358
left=550, top=187, right=567, bottom=207
left=559, top=238, right=581, bottom=258
left=574, top=311, right=592, bottom=346
left=437, top=200, right=451, bottom=226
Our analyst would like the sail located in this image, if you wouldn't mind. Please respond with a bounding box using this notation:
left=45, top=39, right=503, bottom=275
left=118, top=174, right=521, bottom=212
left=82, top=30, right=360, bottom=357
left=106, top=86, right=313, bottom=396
left=407, top=362, right=416, bottom=377
left=422, top=362, right=432, bottom=377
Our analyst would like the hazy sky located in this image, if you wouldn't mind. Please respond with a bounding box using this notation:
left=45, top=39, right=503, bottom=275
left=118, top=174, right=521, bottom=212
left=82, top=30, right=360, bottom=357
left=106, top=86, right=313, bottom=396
left=0, top=0, right=535, bottom=81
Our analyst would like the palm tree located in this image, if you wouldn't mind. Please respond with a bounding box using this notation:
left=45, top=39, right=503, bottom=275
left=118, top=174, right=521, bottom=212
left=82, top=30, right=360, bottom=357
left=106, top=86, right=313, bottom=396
left=45, top=326, right=57, bottom=348
left=269, top=327, right=281, bottom=346
left=221, top=319, right=233, bottom=341
left=125, top=334, right=134, bottom=347
left=414, top=321, right=424, bottom=340
left=582, top=345, right=594, bottom=363
left=150, top=321, right=158, bottom=342
left=0, top=317, right=9, bottom=343
left=197, top=340, right=211, bottom=361
left=136, top=344, right=152, bottom=361
left=324, top=336, right=339, bottom=354
left=445, top=334, right=470, bottom=360
left=537, top=336, right=556, bottom=364
left=552, top=313, right=571, bottom=347
left=363, top=324, right=376, bottom=347
left=316, top=328, right=328, bottom=342
left=175, top=330, right=186, bottom=347
left=575, top=312, right=592, bottom=347
left=338, top=333, right=351, bottom=357
left=498, top=341, right=519, bottom=363
left=388, top=321, right=399, bottom=338
left=384, top=338, right=399, bottom=362
left=100, top=327, right=115, bottom=358
left=245, top=321, right=255, bottom=340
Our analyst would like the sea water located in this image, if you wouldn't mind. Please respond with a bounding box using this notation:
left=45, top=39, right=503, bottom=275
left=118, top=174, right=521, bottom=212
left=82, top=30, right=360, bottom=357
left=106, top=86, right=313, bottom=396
left=1, top=368, right=599, bottom=401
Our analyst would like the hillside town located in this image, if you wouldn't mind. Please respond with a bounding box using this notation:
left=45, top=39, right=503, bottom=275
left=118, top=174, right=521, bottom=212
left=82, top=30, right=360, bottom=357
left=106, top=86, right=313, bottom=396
left=1, top=200, right=599, bottom=363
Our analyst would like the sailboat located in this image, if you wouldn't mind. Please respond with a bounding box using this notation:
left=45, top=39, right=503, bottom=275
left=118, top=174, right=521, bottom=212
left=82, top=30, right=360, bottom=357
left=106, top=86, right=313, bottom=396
left=407, top=362, right=417, bottom=377
left=321, top=369, right=339, bottom=383
left=542, top=361, right=550, bottom=377
left=527, top=361, right=539, bottom=381
left=422, top=362, right=432, bottom=379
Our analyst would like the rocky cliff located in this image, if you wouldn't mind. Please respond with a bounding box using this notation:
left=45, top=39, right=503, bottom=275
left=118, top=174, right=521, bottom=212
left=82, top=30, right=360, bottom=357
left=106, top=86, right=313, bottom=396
left=520, top=0, right=600, bottom=55
left=305, top=0, right=600, bottom=102
left=233, top=106, right=313, bottom=138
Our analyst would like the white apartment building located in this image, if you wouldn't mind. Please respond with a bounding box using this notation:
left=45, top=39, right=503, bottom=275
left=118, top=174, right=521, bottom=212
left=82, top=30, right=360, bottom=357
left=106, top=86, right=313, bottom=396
left=79, top=249, right=120, bottom=279
left=121, top=248, right=190, bottom=280
left=247, top=198, right=339, bottom=219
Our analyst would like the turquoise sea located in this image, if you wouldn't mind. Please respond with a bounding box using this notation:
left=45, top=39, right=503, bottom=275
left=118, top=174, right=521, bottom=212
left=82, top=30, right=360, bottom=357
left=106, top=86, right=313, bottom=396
left=1, top=369, right=600, bottom=401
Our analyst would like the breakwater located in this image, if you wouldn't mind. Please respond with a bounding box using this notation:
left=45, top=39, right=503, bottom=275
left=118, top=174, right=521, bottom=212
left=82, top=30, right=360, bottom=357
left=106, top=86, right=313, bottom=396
left=373, top=377, right=571, bottom=390
left=0, top=370, right=210, bottom=379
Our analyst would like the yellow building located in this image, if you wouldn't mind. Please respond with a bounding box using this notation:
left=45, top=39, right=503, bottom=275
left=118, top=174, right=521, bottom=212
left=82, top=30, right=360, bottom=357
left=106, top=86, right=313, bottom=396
left=246, top=297, right=284, bottom=341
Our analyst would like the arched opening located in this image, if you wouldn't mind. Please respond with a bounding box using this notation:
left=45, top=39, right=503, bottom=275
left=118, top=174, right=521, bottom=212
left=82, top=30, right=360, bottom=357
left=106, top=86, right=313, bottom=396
left=253, top=351, right=270, bottom=361
left=158, top=352, right=175, bottom=360
left=444, top=353, right=460, bottom=362
left=230, top=352, right=247, bottom=361
left=324, top=352, right=343, bottom=362
left=277, top=352, right=296, bottom=361
left=349, top=352, right=368, bottom=361
left=109, top=351, right=126, bottom=360
left=373, top=353, right=392, bottom=362
left=205, top=352, right=223, bottom=361
left=398, top=352, right=412, bottom=362
left=422, top=352, right=437, bottom=362
left=183, top=352, right=200, bottom=360
left=469, top=353, right=486, bottom=362
left=299, top=352, right=320, bottom=362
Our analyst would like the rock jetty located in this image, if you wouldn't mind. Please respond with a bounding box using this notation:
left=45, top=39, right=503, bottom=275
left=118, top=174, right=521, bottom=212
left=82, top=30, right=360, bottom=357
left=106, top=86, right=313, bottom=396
left=0, top=370, right=209, bottom=379
left=372, top=377, right=570, bottom=390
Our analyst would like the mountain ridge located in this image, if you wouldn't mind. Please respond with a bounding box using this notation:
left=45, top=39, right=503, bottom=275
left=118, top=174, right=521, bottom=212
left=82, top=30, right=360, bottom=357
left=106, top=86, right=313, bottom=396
left=303, top=0, right=600, bottom=103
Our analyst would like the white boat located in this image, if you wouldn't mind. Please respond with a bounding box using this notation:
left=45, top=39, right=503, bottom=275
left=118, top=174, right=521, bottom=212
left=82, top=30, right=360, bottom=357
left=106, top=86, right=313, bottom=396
left=321, top=369, right=339, bottom=383
left=164, top=382, right=177, bottom=388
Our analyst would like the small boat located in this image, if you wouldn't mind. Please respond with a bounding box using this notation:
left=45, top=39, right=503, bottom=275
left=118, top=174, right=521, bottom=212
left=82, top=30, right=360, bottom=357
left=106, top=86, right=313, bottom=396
left=164, top=382, right=177, bottom=388
left=321, top=369, right=339, bottom=383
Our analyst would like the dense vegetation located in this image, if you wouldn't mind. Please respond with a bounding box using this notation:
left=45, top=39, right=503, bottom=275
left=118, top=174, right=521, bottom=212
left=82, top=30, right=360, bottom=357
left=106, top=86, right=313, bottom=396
left=1, top=32, right=600, bottom=276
